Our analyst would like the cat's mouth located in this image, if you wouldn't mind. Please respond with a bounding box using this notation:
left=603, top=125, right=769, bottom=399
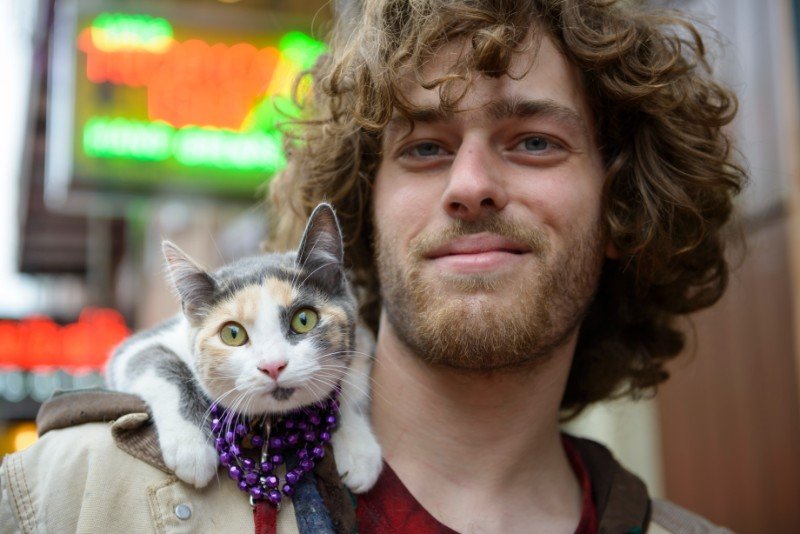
left=270, top=386, right=296, bottom=401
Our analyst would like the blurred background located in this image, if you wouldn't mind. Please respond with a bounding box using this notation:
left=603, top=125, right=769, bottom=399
left=0, top=0, right=797, bottom=531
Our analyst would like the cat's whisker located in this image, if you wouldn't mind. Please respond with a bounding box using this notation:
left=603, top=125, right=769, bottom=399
left=290, top=231, right=327, bottom=290
left=296, top=259, right=341, bottom=289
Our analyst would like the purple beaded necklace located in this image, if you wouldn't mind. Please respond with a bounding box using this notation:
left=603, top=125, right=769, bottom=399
left=209, top=389, right=340, bottom=508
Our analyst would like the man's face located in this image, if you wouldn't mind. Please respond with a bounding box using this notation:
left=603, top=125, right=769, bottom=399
left=373, top=33, right=609, bottom=370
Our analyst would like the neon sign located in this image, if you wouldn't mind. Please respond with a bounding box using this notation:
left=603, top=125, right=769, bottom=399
left=0, top=308, right=130, bottom=372
left=46, top=5, right=327, bottom=201
left=77, top=13, right=322, bottom=172
left=82, top=118, right=285, bottom=172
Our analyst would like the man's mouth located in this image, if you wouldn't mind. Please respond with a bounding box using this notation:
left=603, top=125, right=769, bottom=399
left=425, top=233, right=530, bottom=273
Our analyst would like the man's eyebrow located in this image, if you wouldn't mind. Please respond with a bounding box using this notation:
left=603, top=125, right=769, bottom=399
left=385, top=98, right=589, bottom=137
left=386, top=107, right=451, bottom=133
left=484, top=98, right=589, bottom=135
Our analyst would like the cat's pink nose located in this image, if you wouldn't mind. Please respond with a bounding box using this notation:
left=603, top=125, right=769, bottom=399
left=258, top=360, right=287, bottom=381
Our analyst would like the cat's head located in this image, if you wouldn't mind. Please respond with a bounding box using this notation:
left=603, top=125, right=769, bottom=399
left=163, top=203, right=358, bottom=415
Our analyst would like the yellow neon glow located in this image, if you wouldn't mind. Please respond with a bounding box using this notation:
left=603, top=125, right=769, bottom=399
left=12, top=423, right=38, bottom=452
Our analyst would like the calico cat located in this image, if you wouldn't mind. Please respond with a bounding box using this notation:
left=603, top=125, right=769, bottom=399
left=106, top=203, right=382, bottom=493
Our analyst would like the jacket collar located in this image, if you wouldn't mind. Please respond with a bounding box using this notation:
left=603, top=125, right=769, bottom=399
left=567, top=435, right=651, bottom=532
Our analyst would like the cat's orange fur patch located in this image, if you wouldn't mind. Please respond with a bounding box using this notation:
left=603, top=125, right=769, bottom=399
left=264, top=278, right=296, bottom=307
left=319, top=304, right=348, bottom=326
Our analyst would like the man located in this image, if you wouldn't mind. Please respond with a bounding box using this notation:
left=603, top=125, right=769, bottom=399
left=2, top=0, right=743, bottom=532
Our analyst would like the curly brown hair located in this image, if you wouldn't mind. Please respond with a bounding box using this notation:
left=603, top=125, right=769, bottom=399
left=268, top=0, right=746, bottom=416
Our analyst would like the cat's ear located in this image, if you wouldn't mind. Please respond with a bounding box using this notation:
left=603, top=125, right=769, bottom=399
left=296, top=203, right=345, bottom=288
left=162, top=241, right=216, bottom=325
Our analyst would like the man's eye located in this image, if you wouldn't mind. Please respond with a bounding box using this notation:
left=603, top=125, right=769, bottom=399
left=407, top=142, right=443, bottom=157
left=520, top=136, right=552, bottom=152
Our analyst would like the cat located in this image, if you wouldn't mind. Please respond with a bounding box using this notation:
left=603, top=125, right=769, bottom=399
left=106, top=203, right=382, bottom=493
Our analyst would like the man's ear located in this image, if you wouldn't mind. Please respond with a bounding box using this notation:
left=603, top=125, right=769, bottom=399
left=296, top=203, right=345, bottom=288
left=162, top=241, right=216, bottom=325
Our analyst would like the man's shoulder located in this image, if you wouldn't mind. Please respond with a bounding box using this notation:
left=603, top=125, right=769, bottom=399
left=1, top=388, right=257, bottom=533
left=650, top=498, right=734, bottom=534
left=566, top=435, right=732, bottom=533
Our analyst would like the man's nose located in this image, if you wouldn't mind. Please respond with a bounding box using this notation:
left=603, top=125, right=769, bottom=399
left=441, top=141, right=509, bottom=221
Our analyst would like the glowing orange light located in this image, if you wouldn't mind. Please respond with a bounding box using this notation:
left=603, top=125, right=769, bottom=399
left=78, top=29, right=281, bottom=129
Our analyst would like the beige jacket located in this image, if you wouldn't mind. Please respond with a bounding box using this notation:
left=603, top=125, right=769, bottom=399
left=1, top=389, right=731, bottom=533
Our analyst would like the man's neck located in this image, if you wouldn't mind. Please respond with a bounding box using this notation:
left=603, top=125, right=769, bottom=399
left=370, top=314, right=583, bottom=533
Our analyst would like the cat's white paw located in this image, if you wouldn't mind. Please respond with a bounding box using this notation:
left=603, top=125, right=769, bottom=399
left=159, top=425, right=218, bottom=488
left=333, top=431, right=383, bottom=493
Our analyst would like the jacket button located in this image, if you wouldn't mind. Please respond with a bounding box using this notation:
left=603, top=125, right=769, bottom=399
left=175, top=504, right=192, bottom=520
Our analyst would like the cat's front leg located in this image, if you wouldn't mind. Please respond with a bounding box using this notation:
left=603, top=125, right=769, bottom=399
left=332, top=348, right=382, bottom=493
left=130, top=370, right=219, bottom=488
left=157, top=410, right=219, bottom=488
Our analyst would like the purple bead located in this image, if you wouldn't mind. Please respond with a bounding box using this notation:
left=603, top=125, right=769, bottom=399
left=326, top=414, right=337, bottom=425
left=215, top=437, right=226, bottom=452
left=312, top=445, right=325, bottom=459
left=309, top=414, right=321, bottom=426
left=304, top=430, right=317, bottom=442
left=259, top=461, right=273, bottom=473
left=238, top=479, right=249, bottom=491
left=245, top=472, right=259, bottom=485
left=285, top=433, right=299, bottom=446
left=251, top=434, right=264, bottom=448
left=320, top=431, right=331, bottom=443
left=230, top=444, right=241, bottom=456
left=299, top=458, right=314, bottom=472
left=211, top=418, right=222, bottom=432
left=269, top=437, right=283, bottom=450
left=235, top=423, right=248, bottom=436
left=265, top=475, right=279, bottom=488
left=225, top=430, right=235, bottom=444
left=282, top=484, right=295, bottom=497
left=285, top=470, right=300, bottom=485
left=210, top=402, right=220, bottom=415
left=284, top=420, right=295, bottom=429
left=250, top=487, right=264, bottom=500
left=220, top=452, right=232, bottom=466
left=241, top=458, right=254, bottom=470
left=297, top=421, right=308, bottom=430
left=267, top=489, right=282, bottom=505
left=228, top=466, right=242, bottom=480
left=270, top=454, right=284, bottom=465
left=297, top=449, right=308, bottom=459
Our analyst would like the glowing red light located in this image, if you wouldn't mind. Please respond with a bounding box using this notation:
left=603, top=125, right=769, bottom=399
left=0, top=308, right=130, bottom=372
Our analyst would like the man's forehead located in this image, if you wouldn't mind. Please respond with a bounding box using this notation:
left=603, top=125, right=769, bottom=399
left=387, top=35, right=592, bottom=134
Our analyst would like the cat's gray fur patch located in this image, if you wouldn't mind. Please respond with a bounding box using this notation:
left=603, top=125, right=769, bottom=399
left=126, top=344, right=209, bottom=427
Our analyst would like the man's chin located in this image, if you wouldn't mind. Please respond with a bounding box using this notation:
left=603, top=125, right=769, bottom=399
left=417, top=263, right=526, bottom=294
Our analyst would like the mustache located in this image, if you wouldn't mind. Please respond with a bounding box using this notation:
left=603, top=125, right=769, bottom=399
left=408, top=215, right=549, bottom=258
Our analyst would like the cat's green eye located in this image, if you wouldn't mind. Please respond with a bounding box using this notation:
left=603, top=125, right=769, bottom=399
left=220, top=322, right=249, bottom=346
left=290, top=308, right=318, bottom=334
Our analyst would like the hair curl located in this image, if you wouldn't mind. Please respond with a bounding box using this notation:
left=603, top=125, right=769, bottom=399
left=268, top=0, right=746, bottom=416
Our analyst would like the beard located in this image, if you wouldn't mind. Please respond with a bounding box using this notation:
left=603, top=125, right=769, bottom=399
left=375, top=214, right=606, bottom=372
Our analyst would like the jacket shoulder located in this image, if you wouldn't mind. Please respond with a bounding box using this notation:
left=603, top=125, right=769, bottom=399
left=35, top=387, right=148, bottom=436
left=650, top=499, right=734, bottom=533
